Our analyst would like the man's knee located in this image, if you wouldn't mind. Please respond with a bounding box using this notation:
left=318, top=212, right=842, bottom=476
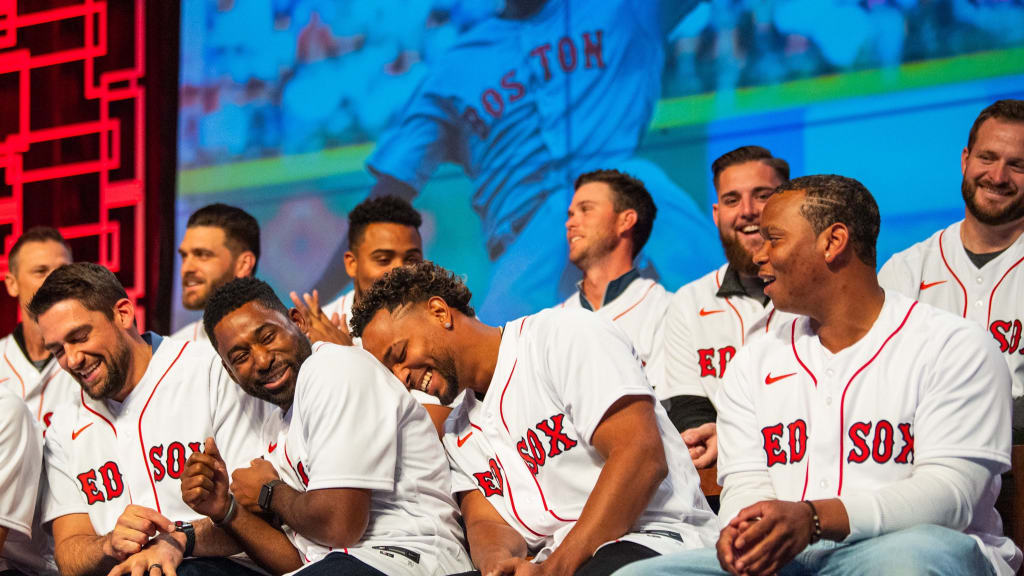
left=846, top=525, right=989, bottom=575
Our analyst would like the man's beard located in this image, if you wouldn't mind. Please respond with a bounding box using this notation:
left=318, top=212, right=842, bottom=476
left=247, top=333, right=312, bottom=407
left=80, top=334, right=132, bottom=401
left=433, top=347, right=461, bottom=406
left=720, top=229, right=759, bottom=277
left=182, top=269, right=235, bottom=311
left=963, top=176, right=1024, bottom=226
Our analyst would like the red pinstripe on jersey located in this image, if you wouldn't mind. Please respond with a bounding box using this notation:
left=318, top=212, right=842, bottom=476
left=837, top=302, right=917, bottom=496
left=4, top=344, right=25, bottom=399
left=139, top=342, right=190, bottom=513
left=938, top=229, right=968, bottom=317
left=714, top=269, right=747, bottom=345
left=611, top=281, right=656, bottom=321
left=492, top=453, right=547, bottom=538
left=987, top=254, right=1024, bottom=326
left=81, top=388, right=117, bottom=437
left=498, top=317, right=528, bottom=434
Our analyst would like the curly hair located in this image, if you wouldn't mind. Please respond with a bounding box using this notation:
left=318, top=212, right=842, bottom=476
left=348, top=195, right=423, bottom=249
left=574, top=169, right=656, bottom=257
left=350, top=261, right=474, bottom=338
left=203, top=277, right=289, bottom=351
left=28, top=262, right=127, bottom=320
left=778, top=175, right=880, bottom=267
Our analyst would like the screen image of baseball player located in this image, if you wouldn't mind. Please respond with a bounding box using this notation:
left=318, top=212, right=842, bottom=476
left=0, top=386, right=53, bottom=574
left=31, top=263, right=270, bottom=576
left=185, top=277, right=471, bottom=576
left=878, top=99, right=1024, bottom=439
left=618, top=175, right=1020, bottom=576
left=295, top=195, right=451, bottom=433
left=559, top=170, right=671, bottom=396
left=1, top=227, right=78, bottom=432
left=352, top=261, right=718, bottom=576
left=661, top=146, right=795, bottom=471
left=172, top=204, right=260, bottom=351
left=313, top=0, right=721, bottom=325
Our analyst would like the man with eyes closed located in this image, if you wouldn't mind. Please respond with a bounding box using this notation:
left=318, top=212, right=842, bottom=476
left=181, top=277, right=471, bottom=576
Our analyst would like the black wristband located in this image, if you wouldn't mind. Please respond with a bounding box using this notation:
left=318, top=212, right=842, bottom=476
left=802, top=500, right=822, bottom=544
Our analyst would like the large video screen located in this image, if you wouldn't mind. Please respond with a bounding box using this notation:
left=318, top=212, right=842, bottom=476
left=176, top=0, right=1024, bottom=329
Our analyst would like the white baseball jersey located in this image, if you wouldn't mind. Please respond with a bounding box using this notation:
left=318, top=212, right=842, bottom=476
left=716, top=291, right=1018, bottom=574
left=169, top=319, right=214, bottom=354
left=879, top=221, right=1024, bottom=398
left=322, top=289, right=440, bottom=406
left=444, top=308, right=718, bottom=560
left=0, top=329, right=80, bottom=429
left=0, top=386, right=55, bottom=574
left=560, top=275, right=670, bottom=393
left=662, top=265, right=793, bottom=404
left=260, top=342, right=471, bottom=576
left=42, top=334, right=269, bottom=538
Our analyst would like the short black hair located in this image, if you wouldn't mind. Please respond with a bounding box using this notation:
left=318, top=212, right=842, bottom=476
left=778, top=174, right=880, bottom=267
left=28, top=262, right=127, bottom=320
left=8, top=226, right=70, bottom=272
left=967, top=99, right=1024, bottom=152
left=203, top=277, right=289, bottom=352
left=348, top=196, right=423, bottom=249
left=187, top=203, right=261, bottom=273
left=350, top=261, right=474, bottom=338
left=574, top=169, right=656, bottom=257
left=711, top=145, right=790, bottom=190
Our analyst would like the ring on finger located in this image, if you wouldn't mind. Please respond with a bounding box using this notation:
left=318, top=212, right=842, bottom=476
left=148, top=564, right=163, bottom=575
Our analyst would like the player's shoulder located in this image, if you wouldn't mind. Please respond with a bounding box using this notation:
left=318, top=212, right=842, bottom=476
left=300, top=342, right=394, bottom=389
left=0, top=384, right=30, bottom=419
left=163, top=335, right=220, bottom=369
left=896, top=291, right=990, bottom=343
left=883, top=221, right=959, bottom=268
left=169, top=320, right=201, bottom=343
left=672, top=265, right=728, bottom=300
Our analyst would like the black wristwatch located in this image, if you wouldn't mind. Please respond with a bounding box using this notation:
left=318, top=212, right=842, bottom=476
left=258, top=479, right=284, bottom=513
left=175, top=521, right=196, bottom=558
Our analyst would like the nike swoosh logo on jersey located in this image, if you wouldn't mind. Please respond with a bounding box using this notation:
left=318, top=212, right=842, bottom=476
left=764, top=372, right=797, bottom=385
left=919, top=280, right=946, bottom=290
left=72, top=422, right=93, bottom=440
left=457, top=432, right=473, bottom=447
left=268, top=442, right=278, bottom=453
left=699, top=308, right=724, bottom=317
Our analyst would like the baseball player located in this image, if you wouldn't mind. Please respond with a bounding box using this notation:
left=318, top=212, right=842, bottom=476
left=1, top=226, right=78, bottom=430
left=296, top=195, right=451, bottom=431
left=878, top=99, right=1024, bottom=437
left=352, top=262, right=718, bottom=576
left=0, top=385, right=53, bottom=574
left=183, top=277, right=471, bottom=576
left=560, top=169, right=670, bottom=393
left=31, top=263, right=269, bottom=576
left=313, top=0, right=721, bottom=324
left=662, top=146, right=794, bottom=470
left=617, top=175, right=1020, bottom=576
left=172, top=203, right=260, bottom=350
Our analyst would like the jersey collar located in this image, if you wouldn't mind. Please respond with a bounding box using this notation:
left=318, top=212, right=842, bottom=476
left=577, top=268, right=641, bottom=311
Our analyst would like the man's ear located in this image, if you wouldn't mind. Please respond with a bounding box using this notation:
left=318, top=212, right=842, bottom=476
left=343, top=251, right=357, bottom=280
left=617, top=209, right=638, bottom=237
left=821, top=223, right=850, bottom=265
left=112, top=298, right=135, bottom=329
left=4, top=271, right=18, bottom=299
left=426, top=296, right=452, bottom=329
left=289, top=307, right=309, bottom=335
left=235, top=251, right=256, bottom=278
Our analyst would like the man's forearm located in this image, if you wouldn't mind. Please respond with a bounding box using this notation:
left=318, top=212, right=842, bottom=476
left=55, top=533, right=118, bottom=576
left=221, top=507, right=303, bottom=576
left=543, top=444, right=667, bottom=574
left=466, top=520, right=530, bottom=573
left=270, top=485, right=368, bottom=549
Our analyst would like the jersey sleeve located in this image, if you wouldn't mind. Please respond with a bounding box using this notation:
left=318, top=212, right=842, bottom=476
left=208, top=358, right=269, bottom=475
left=714, top=346, right=768, bottom=481
left=41, top=406, right=90, bottom=525
left=913, top=319, right=1012, bottom=469
left=297, top=347, right=397, bottom=491
left=661, top=290, right=706, bottom=400
left=877, top=252, right=920, bottom=298
left=366, top=80, right=457, bottom=192
left=0, top=393, right=42, bottom=537
left=543, top=311, right=656, bottom=444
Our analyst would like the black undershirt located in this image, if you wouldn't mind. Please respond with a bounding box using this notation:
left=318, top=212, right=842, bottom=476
left=964, top=245, right=1009, bottom=268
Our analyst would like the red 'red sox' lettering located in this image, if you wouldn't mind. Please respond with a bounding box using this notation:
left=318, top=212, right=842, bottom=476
left=77, top=461, right=124, bottom=505
left=697, top=346, right=737, bottom=378
left=761, top=420, right=807, bottom=467
left=847, top=420, right=913, bottom=465
left=516, top=413, right=579, bottom=474
left=473, top=458, right=504, bottom=497
left=990, top=319, right=1023, bottom=355
left=149, top=441, right=204, bottom=481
